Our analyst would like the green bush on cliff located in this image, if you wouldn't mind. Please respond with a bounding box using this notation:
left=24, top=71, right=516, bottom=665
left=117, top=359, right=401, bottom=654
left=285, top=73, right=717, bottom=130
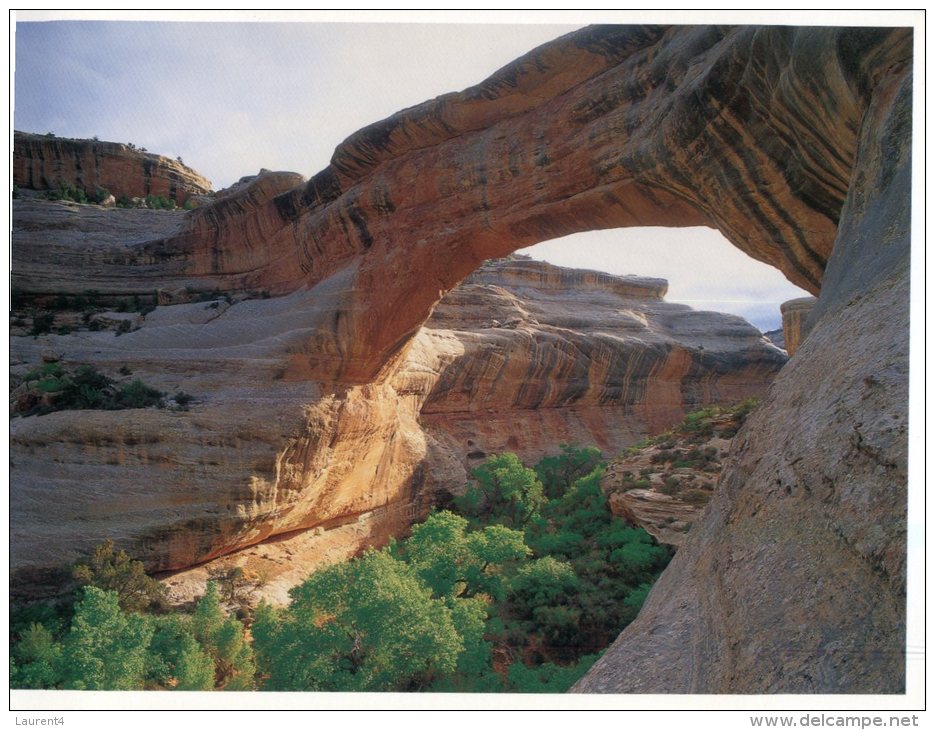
left=17, top=364, right=166, bottom=416
left=145, top=193, right=176, bottom=210
left=72, top=539, right=167, bottom=613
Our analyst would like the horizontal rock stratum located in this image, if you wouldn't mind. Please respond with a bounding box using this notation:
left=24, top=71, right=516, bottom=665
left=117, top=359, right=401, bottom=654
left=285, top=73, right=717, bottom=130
left=10, top=245, right=784, bottom=588
left=13, top=130, right=212, bottom=205
left=10, top=24, right=911, bottom=694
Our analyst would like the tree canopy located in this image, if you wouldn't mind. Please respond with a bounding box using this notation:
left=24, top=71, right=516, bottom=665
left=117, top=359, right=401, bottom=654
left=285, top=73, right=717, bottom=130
left=12, top=445, right=672, bottom=693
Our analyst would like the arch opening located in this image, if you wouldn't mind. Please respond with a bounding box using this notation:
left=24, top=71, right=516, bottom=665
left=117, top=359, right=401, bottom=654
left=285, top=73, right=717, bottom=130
left=517, top=226, right=811, bottom=333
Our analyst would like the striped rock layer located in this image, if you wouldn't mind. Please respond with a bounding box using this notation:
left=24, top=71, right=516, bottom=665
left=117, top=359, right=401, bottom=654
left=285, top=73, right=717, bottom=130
left=13, top=130, right=212, bottom=205
left=9, top=25, right=912, bottom=693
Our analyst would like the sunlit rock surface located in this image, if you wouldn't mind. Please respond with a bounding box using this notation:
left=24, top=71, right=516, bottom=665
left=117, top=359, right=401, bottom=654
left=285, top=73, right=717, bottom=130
left=10, top=252, right=783, bottom=598
left=13, top=130, right=212, bottom=205
left=9, top=23, right=911, bottom=693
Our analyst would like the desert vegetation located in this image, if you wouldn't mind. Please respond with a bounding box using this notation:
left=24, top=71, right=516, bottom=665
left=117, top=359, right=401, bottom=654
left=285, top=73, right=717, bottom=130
left=10, top=362, right=175, bottom=417
left=606, top=400, right=758, bottom=510
left=10, top=447, right=671, bottom=692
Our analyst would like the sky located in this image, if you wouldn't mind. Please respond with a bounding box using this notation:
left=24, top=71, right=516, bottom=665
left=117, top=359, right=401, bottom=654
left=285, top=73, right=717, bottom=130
left=11, top=11, right=811, bottom=332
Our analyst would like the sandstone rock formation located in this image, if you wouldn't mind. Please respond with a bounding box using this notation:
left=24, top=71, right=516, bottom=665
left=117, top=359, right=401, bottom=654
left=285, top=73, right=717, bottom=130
left=13, top=131, right=212, bottom=205
left=9, top=24, right=912, bottom=694
left=601, top=404, right=752, bottom=546
left=762, top=328, right=785, bottom=351
left=10, top=246, right=783, bottom=597
left=157, top=258, right=783, bottom=605
left=573, top=28, right=912, bottom=695
left=781, top=296, right=818, bottom=356
left=415, top=258, right=785, bottom=459
left=88, top=25, right=908, bottom=388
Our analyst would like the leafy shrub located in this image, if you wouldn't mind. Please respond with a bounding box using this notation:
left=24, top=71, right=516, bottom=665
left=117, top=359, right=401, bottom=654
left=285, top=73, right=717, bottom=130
left=505, top=653, right=600, bottom=693
left=145, top=194, right=176, bottom=210
left=90, top=187, right=111, bottom=204
left=680, top=489, right=711, bottom=505
left=25, top=361, right=65, bottom=381
left=509, top=557, right=580, bottom=614
left=660, top=477, right=680, bottom=496
left=114, top=379, right=164, bottom=409
left=46, top=182, right=88, bottom=204
left=651, top=448, right=675, bottom=464
left=30, top=313, right=55, bottom=336
left=72, top=539, right=167, bottom=613
left=15, top=364, right=167, bottom=415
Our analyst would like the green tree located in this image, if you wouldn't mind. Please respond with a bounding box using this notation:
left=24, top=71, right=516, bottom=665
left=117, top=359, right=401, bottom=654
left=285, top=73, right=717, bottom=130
left=429, top=595, right=502, bottom=692
left=457, top=453, right=546, bottom=527
left=11, top=623, right=62, bottom=689
left=192, top=582, right=255, bottom=689
left=175, top=643, right=216, bottom=691
left=403, top=511, right=528, bottom=600
left=192, top=582, right=225, bottom=645
left=534, top=444, right=603, bottom=499
left=59, top=587, right=154, bottom=690
left=254, top=550, right=462, bottom=691
left=509, top=556, right=580, bottom=614
left=72, top=539, right=166, bottom=612
left=145, top=614, right=214, bottom=691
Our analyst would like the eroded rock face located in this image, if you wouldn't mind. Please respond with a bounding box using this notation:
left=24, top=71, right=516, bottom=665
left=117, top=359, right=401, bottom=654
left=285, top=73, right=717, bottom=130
left=13, top=131, right=212, bottom=205
left=600, top=408, right=748, bottom=547
left=9, top=252, right=782, bottom=596
left=780, top=296, right=818, bottom=356
left=9, top=24, right=912, bottom=693
left=108, top=25, right=910, bottom=385
left=574, top=30, right=911, bottom=695
left=414, top=259, right=784, bottom=464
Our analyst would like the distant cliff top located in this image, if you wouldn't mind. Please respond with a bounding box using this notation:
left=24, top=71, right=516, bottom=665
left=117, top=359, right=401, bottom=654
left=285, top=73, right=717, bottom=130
left=13, top=130, right=212, bottom=205
left=469, top=257, right=668, bottom=300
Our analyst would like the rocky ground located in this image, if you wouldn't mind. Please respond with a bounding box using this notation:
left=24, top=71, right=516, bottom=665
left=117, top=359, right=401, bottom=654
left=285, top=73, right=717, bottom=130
left=602, top=401, right=757, bottom=546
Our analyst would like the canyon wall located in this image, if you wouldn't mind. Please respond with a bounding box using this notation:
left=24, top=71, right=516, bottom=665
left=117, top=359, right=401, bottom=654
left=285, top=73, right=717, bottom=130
left=9, top=24, right=912, bottom=693
left=10, top=247, right=783, bottom=593
left=574, top=28, right=912, bottom=694
left=780, top=296, right=817, bottom=356
left=13, top=130, right=212, bottom=205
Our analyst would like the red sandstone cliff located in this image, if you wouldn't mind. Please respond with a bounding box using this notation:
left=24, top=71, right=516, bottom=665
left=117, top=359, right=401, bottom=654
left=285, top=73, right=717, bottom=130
left=8, top=24, right=912, bottom=694
left=10, top=240, right=784, bottom=592
left=13, top=130, right=212, bottom=205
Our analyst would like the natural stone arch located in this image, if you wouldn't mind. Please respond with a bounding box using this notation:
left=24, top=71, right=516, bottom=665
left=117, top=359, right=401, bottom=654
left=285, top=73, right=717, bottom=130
left=155, top=25, right=909, bottom=385
left=9, top=23, right=912, bottom=694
